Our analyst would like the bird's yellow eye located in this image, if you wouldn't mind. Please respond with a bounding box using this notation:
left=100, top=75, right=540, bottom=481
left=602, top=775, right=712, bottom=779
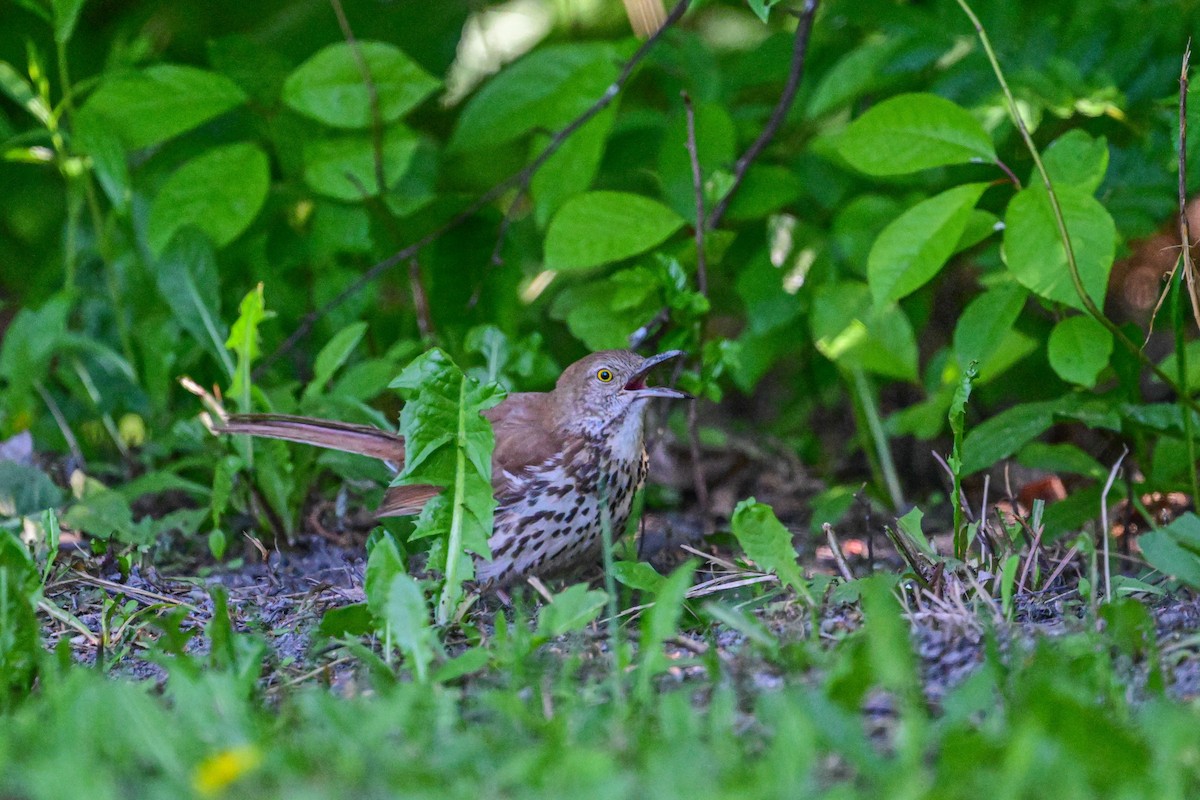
left=596, top=368, right=614, bottom=383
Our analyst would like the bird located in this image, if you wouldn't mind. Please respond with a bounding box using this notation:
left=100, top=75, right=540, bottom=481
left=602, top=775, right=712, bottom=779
left=216, top=349, right=691, bottom=587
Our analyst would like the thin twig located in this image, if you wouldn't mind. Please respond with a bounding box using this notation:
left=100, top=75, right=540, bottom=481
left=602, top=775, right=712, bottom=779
left=33, top=379, right=84, bottom=467
left=954, top=0, right=1200, bottom=419
left=1100, top=446, right=1129, bottom=604
left=329, top=0, right=386, bottom=194
left=823, top=523, right=855, bottom=581
left=707, top=0, right=819, bottom=229
left=258, top=0, right=693, bottom=374
left=408, top=257, right=435, bottom=339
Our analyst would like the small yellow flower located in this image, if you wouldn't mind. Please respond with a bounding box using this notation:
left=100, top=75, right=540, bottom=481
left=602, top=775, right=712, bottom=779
left=193, top=744, right=262, bottom=796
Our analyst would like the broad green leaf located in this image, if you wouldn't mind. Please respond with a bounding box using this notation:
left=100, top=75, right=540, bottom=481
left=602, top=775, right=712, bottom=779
left=1156, top=340, right=1200, bottom=390
left=1017, top=442, right=1105, bottom=480
left=807, top=38, right=898, bottom=118
left=954, top=209, right=1000, bottom=253
left=809, top=281, right=918, bottom=382
left=1047, top=315, right=1113, bottom=388
left=836, top=93, right=996, bottom=176
left=723, top=164, right=805, bottom=221
left=147, top=142, right=270, bottom=255
left=79, top=65, right=246, bottom=149
left=544, top=191, right=685, bottom=271
left=0, top=62, right=50, bottom=127
left=383, top=573, right=437, bottom=682
left=952, top=282, right=1029, bottom=373
left=0, top=531, right=41, bottom=705
left=283, top=41, right=439, bottom=129
left=897, top=507, right=932, bottom=554
left=225, top=284, right=272, bottom=404
left=154, top=231, right=233, bottom=377
left=1002, top=183, right=1116, bottom=312
left=302, top=127, right=420, bottom=201
left=868, top=182, right=988, bottom=304
left=365, top=535, right=405, bottom=620
left=536, top=583, right=609, bottom=638
left=961, top=397, right=1072, bottom=475
left=64, top=488, right=151, bottom=546
left=531, top=105, right=615, bottom=227
left=449, top=42, right=622, bottom=152
left=305, top=322, right=368, bottom=402
left=730, top=499, right=811, bottom=600
left=549, top=265, right=662, bottom=349
left=1139, top=514, right=1200, bottom=589
left=388, top=350, right=505, bottom=624
left=1042, top=130, right=1109, bottom=194
left=0, top=463, right=63, bottom=517
left=73, top=112, right=129, bottom=211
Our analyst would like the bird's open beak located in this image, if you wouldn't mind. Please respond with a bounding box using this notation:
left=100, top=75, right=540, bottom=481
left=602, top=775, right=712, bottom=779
left=624, top=350, right=692, bottom=400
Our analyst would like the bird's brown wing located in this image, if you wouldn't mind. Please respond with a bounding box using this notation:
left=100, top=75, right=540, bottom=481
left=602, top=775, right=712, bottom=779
left=485, top=393, right=565, bottom=500
left=218, top=414, right=406, bottom=462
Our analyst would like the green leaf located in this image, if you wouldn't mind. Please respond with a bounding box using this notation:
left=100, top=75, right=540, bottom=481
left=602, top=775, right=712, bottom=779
left=1017, top=442, right=1105, bottom=480
left=0, top=462, right=63, bottom=517
left=636, top=561, right=696, bottom=701
left=549, top=265, right=663, bottom=349
left=365, top=535, right=405, bottom=619
left=531, top=105, right=616, bottom=227
left=147, top=142, right=270, bottom=256
left=79, top=65, right=246, bottom=149
left=304, top=322, right=368, bottom=402
left=64, top=488, right=150, bottom=546
left=897, top=507, right=932, bottom=554
left=611, top=560, right=667, bottom=594
left=283, top=41, right=439, bottom=129
left=868, top=183, right=988, bottom=304
left=1042, top=130, right=1109, bottom=194
left=961, top=397, right=1072, bottom=475
left=809, top=281, right=919, bottom=382
left=302, top=127, right=420, bottom=201
left=536, top=583, right=609, bottom=638
left=52, top=0, right=86, bottom=44
left=449, top=42, right=622, bottom=152
left=952, top=282, right=1029, bottom=375
left=154, top=231, right=234, bottom=378
left=388, top=350, right=505, bottom=624
left=659, top=102, right=737, bottom=223
left=544, top=191, right=685, bottom=271
left=0, top=61, right=50, bottom=127
left=224, top=284, right=272, bottom=405
left=836, top=93, right=996, bottom=176
left=730, top=499, right=810, bottom=600
left=1139, top=514, right=1200, bottom=589
left=383, top=573, right=437, bottom=682
left=1047, top=315, right=1113, bottom=388
left=0, top=292, right=72, bottom=402
left=0, top=531, right=41, bottom=706
left=1002, top=183, right=1116, bottom=312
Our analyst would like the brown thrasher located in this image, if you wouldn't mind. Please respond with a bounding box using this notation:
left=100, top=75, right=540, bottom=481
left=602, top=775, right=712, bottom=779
left=217, top=350, right=690, bottom=587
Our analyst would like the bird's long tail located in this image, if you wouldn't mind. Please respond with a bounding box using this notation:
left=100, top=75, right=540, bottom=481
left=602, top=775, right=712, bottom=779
left=216, top=414, right=406, bottom=463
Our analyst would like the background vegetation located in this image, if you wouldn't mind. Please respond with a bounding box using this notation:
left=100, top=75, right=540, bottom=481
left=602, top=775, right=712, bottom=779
left=3, top=0, right=1200, bottom=796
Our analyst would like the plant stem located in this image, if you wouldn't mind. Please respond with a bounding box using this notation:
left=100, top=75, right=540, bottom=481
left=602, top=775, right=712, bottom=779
left=954, top=0, right=1200, bottom=418
left=850, top=366, right=904, bottom=511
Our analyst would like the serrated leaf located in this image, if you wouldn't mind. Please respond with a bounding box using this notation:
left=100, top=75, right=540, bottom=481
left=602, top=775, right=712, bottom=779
left=544, top=191, right=685, bottom=271
left=836, top=93, right=996, bottom=176
left=147, top=142, right=270, bottom=255
left=730, top=499, right=810, bottom=600
left=868, top=183, right=988, bottom=304
left=1002, top=183, right=1116, bottom=312
left=283, top=41, right=439, bottom=129
left=80, top=65, right=246, bottom=149
left=450, top=42, right=622, bottom=152
left=224, top=284, right=272, bottom=404
left=388, top=349, right=505, bottom=624
left=1047, top=315, right=1113, bottom=388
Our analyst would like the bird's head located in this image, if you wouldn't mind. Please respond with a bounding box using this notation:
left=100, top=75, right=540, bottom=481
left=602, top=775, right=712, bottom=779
left=553, top=349, right=691, bottom=433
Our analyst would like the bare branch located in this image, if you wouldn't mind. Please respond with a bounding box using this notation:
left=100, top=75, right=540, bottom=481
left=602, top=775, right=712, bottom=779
left=258, top=0, right=692, bottom=374
left=707, top=0, right=819, bottom=230
left=329, top=0, right=386, bottom=194
left=681, top=90, right=711, bottom=530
